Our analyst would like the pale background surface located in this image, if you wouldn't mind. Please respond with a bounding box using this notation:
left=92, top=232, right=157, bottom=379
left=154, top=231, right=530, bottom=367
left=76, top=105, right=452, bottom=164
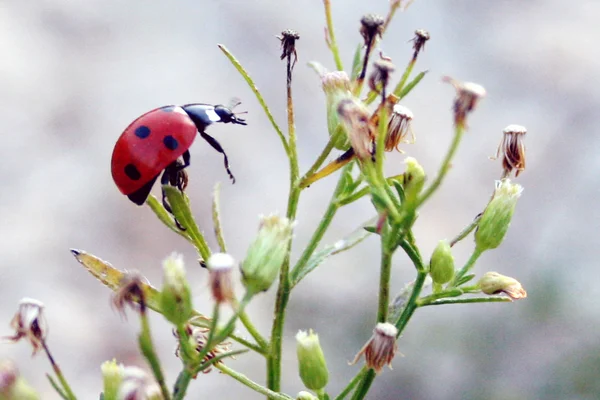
left=1, top=1, right=598, bottom=399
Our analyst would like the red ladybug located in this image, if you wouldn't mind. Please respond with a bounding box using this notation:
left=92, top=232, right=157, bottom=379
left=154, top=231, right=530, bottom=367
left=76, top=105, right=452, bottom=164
left=111, top=103, right=247, bottom=208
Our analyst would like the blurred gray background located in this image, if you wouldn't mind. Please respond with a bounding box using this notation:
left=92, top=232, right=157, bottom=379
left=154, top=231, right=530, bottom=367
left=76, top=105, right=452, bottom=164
left=1, top=0, right=598, bottom=399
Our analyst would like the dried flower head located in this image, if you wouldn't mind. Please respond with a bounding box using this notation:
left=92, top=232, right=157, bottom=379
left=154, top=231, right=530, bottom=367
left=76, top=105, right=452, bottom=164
left=351, top=322, right=399, bottom=373
left=479, top=272, right=527, bottom=300
left=368, top=58, right=396, bottom=95
left=207, top=253, right=236, bottom=304
left=386, top=104, right=414, bottom=151
left=174, top=325, right=232, bottom=375
left=112, top=272, right=147, bottom=318
left=443, top=76, right=486, bottom=127
left=337, top=99, right=375, bottom=160
left=360, top=14, right=384, bottom=46
left=0, top=360, right=38, bottom=399
left=117, top=366, right=159, bottom=400
left=278, top=29, right=300, bottom=68
left=411, top=29, right=430, bottom=58
left=4, top=298, right=48, bottom=356
left=0, top=360, right=18, bottom=389
left=321, top=70, right=351, bottom=94
left=492, top=124, right=527, bottom=178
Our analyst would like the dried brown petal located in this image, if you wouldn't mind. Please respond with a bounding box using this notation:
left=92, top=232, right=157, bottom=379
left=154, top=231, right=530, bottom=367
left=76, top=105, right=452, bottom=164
left=492, top=125, right=527, bottom=178
left=386, top=104, right=414, bottom=151
left=4, top=298, right=48, bottom=356
left=351, top=322, right=399, bottom=373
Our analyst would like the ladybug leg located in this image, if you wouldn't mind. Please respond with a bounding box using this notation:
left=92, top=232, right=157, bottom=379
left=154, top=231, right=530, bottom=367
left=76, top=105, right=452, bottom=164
left=199, top=131, right=236, bottom=183
left=161, top=164, right=186, bottom=231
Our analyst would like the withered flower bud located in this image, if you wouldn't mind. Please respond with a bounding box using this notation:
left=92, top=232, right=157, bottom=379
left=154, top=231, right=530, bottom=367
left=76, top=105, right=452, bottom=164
left=360, top=14, right=385, bottom=46
left=337, top=99, right=375, bottom=161
left=4, top=298, right=48, bottom=356
left=351, top=322, right=399, bottom=373
left=116, top=366, right=156, bottom=400
left=278, top=29, right=300, bottom=68
left=478, top=272, right=527, bottom=300
left=443, top=76, right=486, bottom=127
left=174, top=325, right=232, bottom=374
left=207, top=253, right=236, bottom=304
left=112, top=272, right=147, bottom=318
left=492, top=124, right=527, bottom=178
left=321, top=70, right=352, bottom=150
left=368, top=58, right=396, bottom=94
left=411, top=29, right=430, bottom=59
left=386, top=104, right=414, bottom=151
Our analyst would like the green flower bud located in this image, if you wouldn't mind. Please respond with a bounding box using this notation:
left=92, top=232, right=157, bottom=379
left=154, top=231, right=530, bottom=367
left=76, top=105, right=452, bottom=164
left=403, top=157, right=425, bottom=203
left=159, top=253, right=193, bottom=325
left=296, top=330, right=329, bottom=391
left=101, top=359, right=123, bottom=400
left=241, top=214, right=294, bottom=294
left=478, top=271, right=527, bottom=300
left=322, top=71, right=352, bottom=150
left=429, top=240, right=455, bottom=284
left=475, top=179, right=523, bottom=252
left=296, top=391, right=318, bottom=400
left=0, top=361, right=39, bottom=400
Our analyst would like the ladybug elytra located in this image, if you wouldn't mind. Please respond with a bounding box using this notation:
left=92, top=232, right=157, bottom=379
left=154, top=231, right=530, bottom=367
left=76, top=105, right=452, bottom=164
left=111, top=103, right=246, bottom=210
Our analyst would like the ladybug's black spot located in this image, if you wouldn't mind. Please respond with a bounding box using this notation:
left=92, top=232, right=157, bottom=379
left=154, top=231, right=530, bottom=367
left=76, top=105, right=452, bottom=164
left=135, top=125, right=151, bottom=139
left=124, top=164, right=142, bottom=180
left=163, top=135, right=179, bottom=150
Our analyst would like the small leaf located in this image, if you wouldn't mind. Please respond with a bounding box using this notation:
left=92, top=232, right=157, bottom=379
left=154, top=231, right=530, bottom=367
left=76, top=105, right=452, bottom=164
left=164, top=186, right=211, bottom=260
left=456, top=273, right=476, bottom=286
left=146, top=195, right=191, bottom=240
left=399, top=70, right=428, bottom=100
left=363, top=225, right=378, bottom=234
left=350, top=43, right=363, bottom=80
left=291, top=224, right=371, bottom=286
left=212, top=183, right=227, bottom=253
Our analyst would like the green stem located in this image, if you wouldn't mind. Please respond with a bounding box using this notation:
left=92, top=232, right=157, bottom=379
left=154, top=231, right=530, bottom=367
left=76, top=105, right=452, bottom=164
left=420, top=296, right=512, bottom=307
left=238, top=308, right=269, bottom=351
left=172, top=370, right=193, bottom=400
left=323, top=0, right=344, bottom=71
left=291, top=168, right=349, bottom=284
left=217, top=364, right=294, bottom=400
left=350, top=369, right=376, bottom=400
left=299, top=135, right=337, bottom=188
left=335, top=367, right=368, bottom=400
left=42, top=341, right=77, bottom=400
left=175, top=324, right=196, bottom=365
left=417, top=288, right=463, bottom=306
left=139, top=311, right=172, bottom=400
left=451, top=248, right=483, bottom=287
left=417, top=123, right=465, bottom=207
left=376, top=237, right=395, bottom=323
left=268, top=52, right=302, bottom=395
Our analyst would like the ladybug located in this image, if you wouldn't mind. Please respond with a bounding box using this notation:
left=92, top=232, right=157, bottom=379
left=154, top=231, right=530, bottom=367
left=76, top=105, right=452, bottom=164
left=111, top=103, right=247, bottom=211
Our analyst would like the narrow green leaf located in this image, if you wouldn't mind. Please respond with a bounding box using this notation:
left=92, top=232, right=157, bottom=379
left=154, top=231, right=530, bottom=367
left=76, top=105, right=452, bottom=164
left=350, top=43, right=363, bottom=80
left=456, top=273, right=476, bottom=286
left=212, top=183, right=228, bottom=253
left=291, top=224, right=371, bottom=286
left=146, top=195, right=191, bottom=241
left=398, top=70, right=428, bottom=100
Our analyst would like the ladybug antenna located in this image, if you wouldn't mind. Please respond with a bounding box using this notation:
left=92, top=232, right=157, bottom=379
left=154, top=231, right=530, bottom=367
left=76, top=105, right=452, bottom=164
left=228, top=97, right=243, bottom=110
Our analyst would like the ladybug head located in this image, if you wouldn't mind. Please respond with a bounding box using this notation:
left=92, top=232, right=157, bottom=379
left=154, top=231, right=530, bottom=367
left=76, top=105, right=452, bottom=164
left=214, top=104, right=247, bottom=126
